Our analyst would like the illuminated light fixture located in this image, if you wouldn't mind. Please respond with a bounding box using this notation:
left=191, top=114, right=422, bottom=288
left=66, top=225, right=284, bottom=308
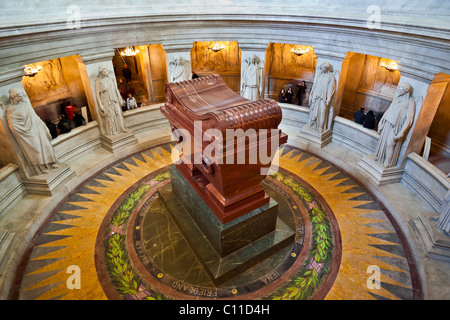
left=120, top=47, right=139, bottom=56
left=381, top=60, right=399, bottom=71
left=208, top=42, right=225, bottom=52
left=291, top=45, right=310, bottom=56
left=22, top=64, right=42, bottom=77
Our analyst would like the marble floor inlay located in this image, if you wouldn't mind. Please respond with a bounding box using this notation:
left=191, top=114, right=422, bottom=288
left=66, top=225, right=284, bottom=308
left=13, top=143, right=422, bottom=300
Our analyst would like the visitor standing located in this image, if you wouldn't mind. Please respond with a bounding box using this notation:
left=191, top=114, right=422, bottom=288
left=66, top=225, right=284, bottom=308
left=64, top=101, right=74, bottom=121
left=354, top=107, right=366, bottom=125
left=296, top=80, right=307, bottom=106
left=45, top=119, right=58, bottom=139
left=122, top=64, right=132, bottom=83
left=73, top=108, right=86, bottom=127
left=285, top=87, right=294, bottom=104
left=363, top=110, right=376, bottom=129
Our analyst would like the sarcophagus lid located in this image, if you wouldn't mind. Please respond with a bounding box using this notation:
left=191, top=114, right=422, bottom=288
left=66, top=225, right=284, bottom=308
left=161, top=74, right=287, bottom=223
left=162, top=74, right=283, bottom=136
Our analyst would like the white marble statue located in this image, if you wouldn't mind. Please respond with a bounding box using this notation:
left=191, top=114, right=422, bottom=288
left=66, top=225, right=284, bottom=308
left=307, top=62, right=336, bottom=132
left=3, top=88, right=59, bottom=175
left=373, top=82, right=416, bottom=168
left=241, top=54, right=264, bottom=100
left=168, top=56, right=191, bottom=83
left=95, top=66, right=129, bottom=136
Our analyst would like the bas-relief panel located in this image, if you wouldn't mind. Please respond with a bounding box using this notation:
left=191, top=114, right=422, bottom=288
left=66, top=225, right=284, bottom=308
left=20, top=56, right=88, bottom=123
left=21, top=58, right=71, bottom=106
left=359, top=55, right=400, bottom=93
left=267, top=43, right=316, bottom=79
left=191, top=41, right=241, bottom=92
left=428, top=80, right=450, bottom=156
left=265, top=43, right=316, bottom=101
left=340, top=53, right=401, bottom=118
left=191, top=41, right=240, bottom=74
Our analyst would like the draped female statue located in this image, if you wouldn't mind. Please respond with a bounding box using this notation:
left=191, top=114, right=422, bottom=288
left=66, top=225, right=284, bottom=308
left=241, top=54, right=263, bottom=101
left=95, top=66, right=128, bottom=136
left=374, top=82, right=416, bottom=168
left=168, top=56, right=191, bottom=83
left=4, top=88, right=59, bottom=175
left=308, top=62, right=336, bottom=132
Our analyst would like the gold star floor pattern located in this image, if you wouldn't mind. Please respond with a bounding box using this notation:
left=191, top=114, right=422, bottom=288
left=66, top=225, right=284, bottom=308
left=13, top=143, right=421, bottom=300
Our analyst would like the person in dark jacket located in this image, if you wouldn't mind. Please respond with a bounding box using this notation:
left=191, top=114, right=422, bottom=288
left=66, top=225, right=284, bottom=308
left=354, top=107, right=366, bottom=125
left=57, top=114, right=71, bottom=134
left=285, top=87, right=294, bottom=104
left=122, top=64, right=132, bottom=83
left=278, top=89, right=287, bottom=103
left=73, top=109, right=86, bottom=127
left=45, top=119, right=58, bottom=139
left=296, top=80, right=307, bottom=105
left=363, top=110, right=376, bottom=129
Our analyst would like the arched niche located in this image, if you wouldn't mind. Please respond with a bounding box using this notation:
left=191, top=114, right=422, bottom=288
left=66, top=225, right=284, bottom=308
left=264, top=43, right=316, bottom=105
left=424, top=73, right=450, bottom=168
left=338, top=52, right=401, bottom=122
left=113, top=44, right=168, bottom=104
left=20, top=55, right=91, bottom=134
left=191, top=41, right=241, bottom=93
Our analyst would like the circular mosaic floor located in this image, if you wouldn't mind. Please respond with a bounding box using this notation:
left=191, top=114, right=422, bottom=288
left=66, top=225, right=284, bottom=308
left=14, top=143, right=422, bottom=300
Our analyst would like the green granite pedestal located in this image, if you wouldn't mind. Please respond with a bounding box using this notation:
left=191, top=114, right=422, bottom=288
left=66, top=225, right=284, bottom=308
left=158, top=165, right=295, bottom=286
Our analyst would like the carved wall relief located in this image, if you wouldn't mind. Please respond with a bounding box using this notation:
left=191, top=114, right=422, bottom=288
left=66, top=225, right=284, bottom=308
left=22, top=58, right=71, bottom=105
left=340, top=52, right=401, bottom=120
left=21, top=56, right=88, bottom=124
left=427, top=74, right=450, bottom=158
left=191, top=41, right=241, bottom=92
left=265, top=43, right=316, bottom=103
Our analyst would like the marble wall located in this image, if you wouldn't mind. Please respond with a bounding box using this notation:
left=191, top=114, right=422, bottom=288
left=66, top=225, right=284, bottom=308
left=0, top=0, right=448, bottom=178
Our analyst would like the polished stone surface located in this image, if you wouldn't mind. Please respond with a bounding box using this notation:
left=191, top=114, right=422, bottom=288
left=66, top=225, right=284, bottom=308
left=156, top=179, right=295, bottom=286
left=168, top=165, right=280, bottom=257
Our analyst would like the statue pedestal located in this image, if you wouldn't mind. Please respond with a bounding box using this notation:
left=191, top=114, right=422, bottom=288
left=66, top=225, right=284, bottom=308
left=158, top=166, right=295, bottom=285
left=0, top=227, right=17, bottom=273
left=297, top=125, right=332, bottom=148
left=357, top=154, right=404, bottom=186
left=22, top=163, right=76, bottom=196
left=410, top=211, right=450, bottom=262
left=100, top=131, right=137, bottom=153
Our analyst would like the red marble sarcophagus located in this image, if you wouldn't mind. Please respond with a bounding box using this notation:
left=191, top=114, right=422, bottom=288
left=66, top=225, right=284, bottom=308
left=161, top=74, right=287, bottom=223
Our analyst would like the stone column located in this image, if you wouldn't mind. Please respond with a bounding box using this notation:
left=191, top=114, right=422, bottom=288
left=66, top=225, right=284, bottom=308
left=297, top=51, right=347, bottom=148
left=77, top=49, right=137, bottom=153
left=0, top=66, right=75, bottom=195
left=357, top=73, right=443, bottom=185
left=240, top=50, right=266, bottom=101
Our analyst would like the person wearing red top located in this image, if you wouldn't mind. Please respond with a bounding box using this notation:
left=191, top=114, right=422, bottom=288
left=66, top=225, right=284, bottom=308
left=64, top=101, right=74, bottom=120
